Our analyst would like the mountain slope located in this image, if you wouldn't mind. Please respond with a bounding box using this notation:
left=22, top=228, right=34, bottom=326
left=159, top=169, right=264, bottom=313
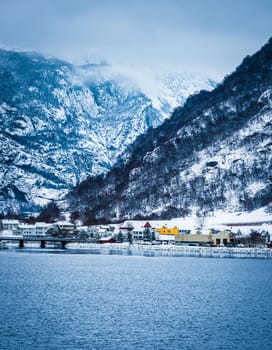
left=67, top=38, right=272, bottom=224
left=0, top=49, right=214, bottom=214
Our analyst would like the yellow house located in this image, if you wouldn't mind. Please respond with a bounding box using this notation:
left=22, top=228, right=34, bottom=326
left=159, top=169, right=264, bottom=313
left=156, top=225, right=179, bottom=235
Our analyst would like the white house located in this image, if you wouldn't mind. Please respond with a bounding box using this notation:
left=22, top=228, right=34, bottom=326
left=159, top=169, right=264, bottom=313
left=17, top=222, right=52, bottom=237
left=35, top=223, right=52, bottom=236
left=52, top=221, right=75, bottom=236
left=18, top=224, right=36, bottom=236
left=1, top=219, right=20, bottom=231
left=132, top=230, right=145, bottom=241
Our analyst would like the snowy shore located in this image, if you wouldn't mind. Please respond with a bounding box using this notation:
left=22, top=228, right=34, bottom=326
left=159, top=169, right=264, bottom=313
left=1, top=242, right=271, bottom=259
left=65, top=243, right=272, bottom=259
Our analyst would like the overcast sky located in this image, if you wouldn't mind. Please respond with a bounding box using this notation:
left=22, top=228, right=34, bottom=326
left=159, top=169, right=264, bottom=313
left=0, top=0, right=271, bottom=79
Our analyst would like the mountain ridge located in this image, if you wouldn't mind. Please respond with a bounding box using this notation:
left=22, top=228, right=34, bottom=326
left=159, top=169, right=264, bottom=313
left=0, top=49, right=214, bottom=214
left=67, top=38, right=272, bottom=224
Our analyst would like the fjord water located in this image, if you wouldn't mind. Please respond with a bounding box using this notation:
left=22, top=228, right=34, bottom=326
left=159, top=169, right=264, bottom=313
left=1, top=251, right=272, bottom=350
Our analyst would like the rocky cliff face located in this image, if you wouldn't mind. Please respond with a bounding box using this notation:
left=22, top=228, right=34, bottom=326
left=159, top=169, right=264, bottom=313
left=0, top=49, right=214, bottom=214
left=67, top=39, right=272, bottom=224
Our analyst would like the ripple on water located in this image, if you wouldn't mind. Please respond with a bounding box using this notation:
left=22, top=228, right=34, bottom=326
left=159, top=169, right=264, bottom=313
left=0, top=252, right=272, bottom=350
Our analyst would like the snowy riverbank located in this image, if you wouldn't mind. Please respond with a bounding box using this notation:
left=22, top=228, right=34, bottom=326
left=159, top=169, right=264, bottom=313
left=1, top=242, right=271, bottom=259
left=65, top=243, right=272, bottom=259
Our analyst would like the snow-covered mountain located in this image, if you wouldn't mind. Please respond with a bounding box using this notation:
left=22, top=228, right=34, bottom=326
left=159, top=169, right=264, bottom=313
left=67, top=38, right=272, bottom=224
left=0, top=49, right=215, bottom=214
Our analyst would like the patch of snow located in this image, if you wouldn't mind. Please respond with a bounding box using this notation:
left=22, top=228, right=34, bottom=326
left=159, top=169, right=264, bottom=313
left=28, top=86, right=38, bottom=93
left=246, top=182, right=267, bottom=195
left=119, top=208, right=272, bottom=234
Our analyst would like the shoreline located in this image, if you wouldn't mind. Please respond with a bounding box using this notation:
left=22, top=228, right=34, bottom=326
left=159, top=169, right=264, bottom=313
left=1, top=242, right=272, bottom=259
left=67, top=243, right=272, bottom=259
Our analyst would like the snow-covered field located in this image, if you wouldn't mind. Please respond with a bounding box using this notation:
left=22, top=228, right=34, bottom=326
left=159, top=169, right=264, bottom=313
left=115, top=208, right=272, bottom=234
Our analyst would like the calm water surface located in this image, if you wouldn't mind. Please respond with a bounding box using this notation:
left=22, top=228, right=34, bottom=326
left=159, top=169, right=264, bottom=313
left=0, top=251, right=272, bottom=350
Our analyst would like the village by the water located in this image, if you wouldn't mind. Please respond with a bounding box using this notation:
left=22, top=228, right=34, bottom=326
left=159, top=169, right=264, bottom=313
left=1, top=213, right=272, bottom=259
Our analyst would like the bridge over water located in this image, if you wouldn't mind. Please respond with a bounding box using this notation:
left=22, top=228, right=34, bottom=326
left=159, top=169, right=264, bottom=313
left=0, top=235, right=83, bottom=249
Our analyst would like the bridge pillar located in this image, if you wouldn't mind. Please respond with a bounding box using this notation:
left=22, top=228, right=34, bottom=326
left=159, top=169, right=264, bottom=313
left=19, top=239, right=24, bottom=248
left=61, top=241, right=67, bottom=249
left=40, top=240, right=46, bottom=249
